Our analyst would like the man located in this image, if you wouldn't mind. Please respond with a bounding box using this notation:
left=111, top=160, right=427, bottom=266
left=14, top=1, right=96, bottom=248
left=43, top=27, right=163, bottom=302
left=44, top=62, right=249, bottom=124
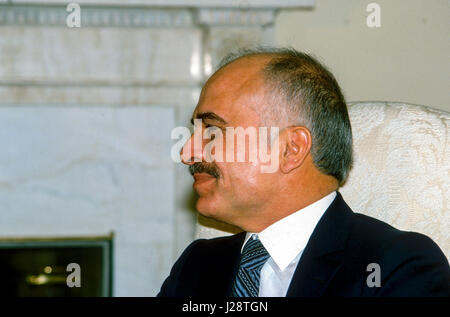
left=158, top=47, right=449, bottom=297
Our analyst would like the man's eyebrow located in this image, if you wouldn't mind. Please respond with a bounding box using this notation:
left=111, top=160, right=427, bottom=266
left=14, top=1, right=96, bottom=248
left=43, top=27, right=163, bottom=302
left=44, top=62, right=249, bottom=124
left=190, top=112, right=228, bottom=125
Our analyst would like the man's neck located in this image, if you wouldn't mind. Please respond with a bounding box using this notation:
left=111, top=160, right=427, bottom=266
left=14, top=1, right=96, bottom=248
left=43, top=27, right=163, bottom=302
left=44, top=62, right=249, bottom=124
left=242, top=187, right=338, bottom=233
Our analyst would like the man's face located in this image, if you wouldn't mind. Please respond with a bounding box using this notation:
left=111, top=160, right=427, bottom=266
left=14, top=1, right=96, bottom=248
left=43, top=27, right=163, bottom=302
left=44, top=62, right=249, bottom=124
left=181, top=57, right=281, bottom=229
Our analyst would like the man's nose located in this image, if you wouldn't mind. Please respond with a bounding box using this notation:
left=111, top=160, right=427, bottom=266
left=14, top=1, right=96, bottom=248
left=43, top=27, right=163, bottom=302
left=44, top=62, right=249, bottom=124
left=180, top=130, right=203, bottom=165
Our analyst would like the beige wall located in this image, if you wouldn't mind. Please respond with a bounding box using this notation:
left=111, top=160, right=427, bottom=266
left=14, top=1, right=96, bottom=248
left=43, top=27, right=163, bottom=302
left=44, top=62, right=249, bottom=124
left=276, top=0, right=450, bottom=112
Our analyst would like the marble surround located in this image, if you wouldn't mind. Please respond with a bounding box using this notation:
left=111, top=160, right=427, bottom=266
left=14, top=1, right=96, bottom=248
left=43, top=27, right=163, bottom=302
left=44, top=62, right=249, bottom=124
left=0, top=0, right=313, bottom=296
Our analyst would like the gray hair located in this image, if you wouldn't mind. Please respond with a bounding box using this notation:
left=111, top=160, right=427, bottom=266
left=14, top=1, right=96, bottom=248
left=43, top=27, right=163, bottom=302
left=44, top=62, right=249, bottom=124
left=217, top=46, right=353, bottom=185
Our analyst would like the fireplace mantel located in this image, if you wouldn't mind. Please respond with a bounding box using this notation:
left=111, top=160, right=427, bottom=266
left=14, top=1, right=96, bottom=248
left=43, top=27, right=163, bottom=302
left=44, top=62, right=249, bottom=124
left=1, top=0, right=314, bottom=27
left=4, top=0, right=314, bottom=9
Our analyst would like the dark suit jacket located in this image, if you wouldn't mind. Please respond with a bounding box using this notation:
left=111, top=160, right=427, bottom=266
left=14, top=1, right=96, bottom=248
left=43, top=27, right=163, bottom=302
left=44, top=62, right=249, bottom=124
left=158, top=192, right=449, bottom=297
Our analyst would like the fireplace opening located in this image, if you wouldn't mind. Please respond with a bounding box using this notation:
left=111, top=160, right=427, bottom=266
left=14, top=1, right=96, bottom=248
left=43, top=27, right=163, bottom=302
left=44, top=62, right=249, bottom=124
left=0, top=234, right=113, bottom=297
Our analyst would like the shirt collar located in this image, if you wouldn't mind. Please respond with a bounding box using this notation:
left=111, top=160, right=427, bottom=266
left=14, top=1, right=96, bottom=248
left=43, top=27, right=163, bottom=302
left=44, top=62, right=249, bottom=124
left=242, top=191, right=337, bottom=271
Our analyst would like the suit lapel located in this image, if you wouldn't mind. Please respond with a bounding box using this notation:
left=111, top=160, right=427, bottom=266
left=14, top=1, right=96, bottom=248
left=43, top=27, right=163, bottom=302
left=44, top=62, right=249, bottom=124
left=199, top=232, right=246, bottom=296
left=286, top=192, right=353, bottom=297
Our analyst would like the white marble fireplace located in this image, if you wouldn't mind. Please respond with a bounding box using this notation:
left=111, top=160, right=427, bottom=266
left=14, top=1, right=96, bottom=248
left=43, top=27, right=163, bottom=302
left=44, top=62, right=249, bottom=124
left=0, top=0, right=313, bottom=296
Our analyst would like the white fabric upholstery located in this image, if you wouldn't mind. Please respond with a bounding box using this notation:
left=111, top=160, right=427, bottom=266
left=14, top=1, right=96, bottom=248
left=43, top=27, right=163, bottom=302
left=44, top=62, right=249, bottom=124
left=195, top=102, right=450, bottom=259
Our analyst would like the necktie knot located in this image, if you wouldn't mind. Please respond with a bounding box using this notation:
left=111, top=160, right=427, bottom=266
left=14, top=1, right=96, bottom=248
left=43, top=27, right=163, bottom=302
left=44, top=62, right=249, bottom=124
left=231, top=235, right=270, bottom=297
left=241, top=236, right=270, bottom=266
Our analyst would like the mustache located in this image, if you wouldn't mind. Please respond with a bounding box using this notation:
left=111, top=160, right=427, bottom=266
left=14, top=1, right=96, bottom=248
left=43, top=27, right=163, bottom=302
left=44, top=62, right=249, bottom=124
left=189, top=162, right=220, bottom=179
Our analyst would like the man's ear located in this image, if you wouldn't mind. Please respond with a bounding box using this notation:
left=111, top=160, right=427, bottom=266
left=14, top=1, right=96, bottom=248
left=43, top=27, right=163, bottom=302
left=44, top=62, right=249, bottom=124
left=279, top=126, right=312, bottom=174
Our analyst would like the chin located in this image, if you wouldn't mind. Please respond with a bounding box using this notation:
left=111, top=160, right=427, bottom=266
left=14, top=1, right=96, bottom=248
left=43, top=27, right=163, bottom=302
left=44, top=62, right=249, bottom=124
left=196, top=198, right=242, bottom=231
left=195, top=197, right=217, bottom=218
left=196, top=197, right=228, bottom=222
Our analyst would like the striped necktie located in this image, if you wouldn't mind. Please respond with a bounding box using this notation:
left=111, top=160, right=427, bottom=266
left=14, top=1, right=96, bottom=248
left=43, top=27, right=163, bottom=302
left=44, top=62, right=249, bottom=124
left=231, top=235, right=270, bottom=297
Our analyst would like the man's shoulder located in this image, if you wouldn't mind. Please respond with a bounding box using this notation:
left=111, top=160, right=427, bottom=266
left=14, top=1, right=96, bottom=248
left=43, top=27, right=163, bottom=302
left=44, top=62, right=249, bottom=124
left=349, top=212, right=403, bottom=245
left=345, top=210, right=447, bottom=268
left=342, top=210, right=449, bottom=296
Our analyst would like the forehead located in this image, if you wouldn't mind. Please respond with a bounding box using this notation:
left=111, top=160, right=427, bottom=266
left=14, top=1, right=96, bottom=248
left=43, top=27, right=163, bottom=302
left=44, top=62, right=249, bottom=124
left=193, top=56, right=271, bottom=126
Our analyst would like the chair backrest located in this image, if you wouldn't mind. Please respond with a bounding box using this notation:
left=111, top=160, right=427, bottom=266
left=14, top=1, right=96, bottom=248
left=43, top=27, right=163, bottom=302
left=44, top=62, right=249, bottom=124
left=195, top=102, right=450, bottom=259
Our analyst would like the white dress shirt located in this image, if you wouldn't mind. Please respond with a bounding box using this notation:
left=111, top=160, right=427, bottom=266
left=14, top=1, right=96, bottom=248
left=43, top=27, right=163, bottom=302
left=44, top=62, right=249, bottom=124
left=241, top=191, right=337, bottom=297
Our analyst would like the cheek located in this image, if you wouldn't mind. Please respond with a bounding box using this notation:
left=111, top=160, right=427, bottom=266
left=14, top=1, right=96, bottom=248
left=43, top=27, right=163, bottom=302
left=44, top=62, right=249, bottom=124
left=225, top=163, right=261, bottom=189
